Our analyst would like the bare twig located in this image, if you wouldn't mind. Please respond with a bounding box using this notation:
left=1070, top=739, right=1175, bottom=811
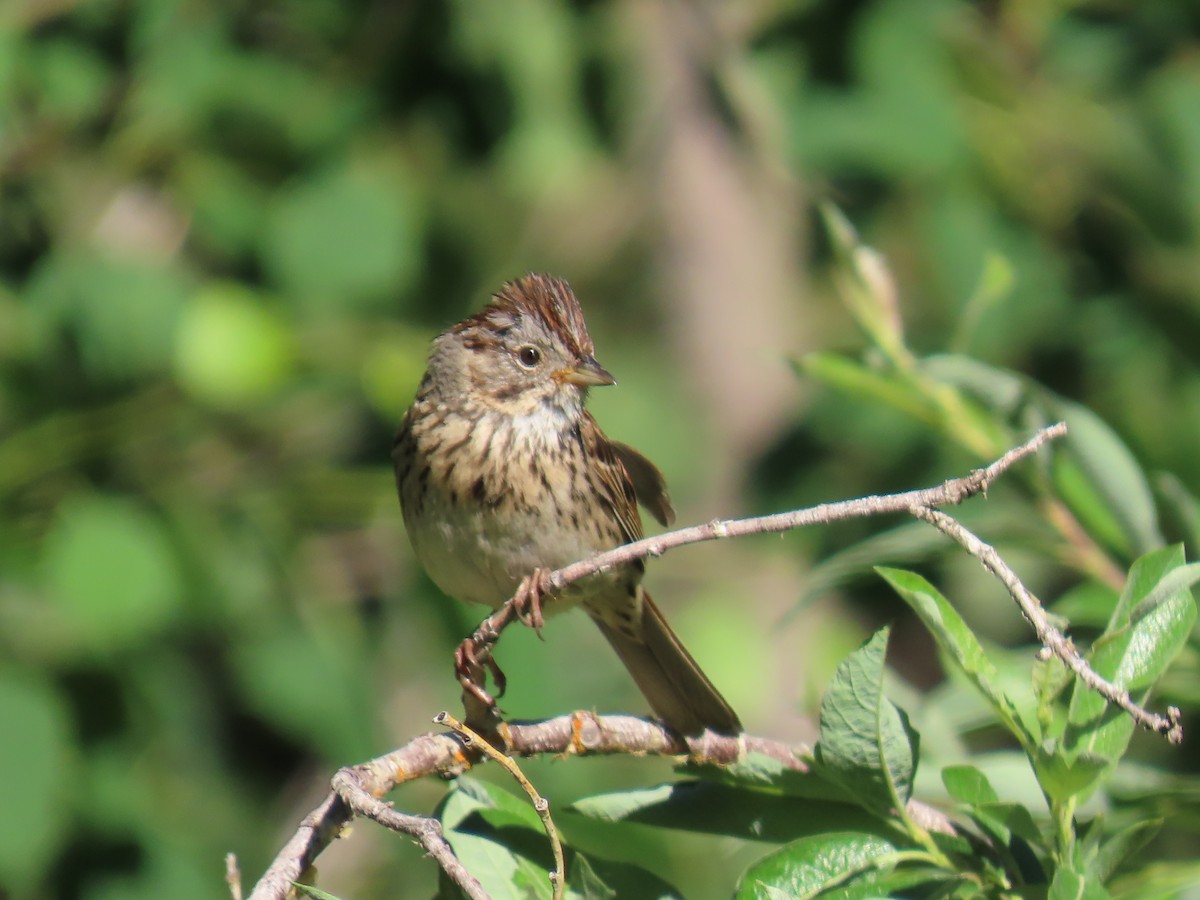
left=912, top=505, right=1183, bottom=743
left=247, top=793, right=348, bottom=900
left=331, top=767, right=490, bottom=900
left=554, top=422, right=1065, bottom=584
left=225, top=852, right=243, bottom=900
left=437, top=712, right=565, bottom=900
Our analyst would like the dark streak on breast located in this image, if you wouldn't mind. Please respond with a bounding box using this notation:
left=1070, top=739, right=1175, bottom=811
left=442, top=431, right=472, bottom=455
left=491, top=383, right=522, bottom=401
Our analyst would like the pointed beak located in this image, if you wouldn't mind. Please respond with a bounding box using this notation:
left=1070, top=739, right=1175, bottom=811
left=556, top=358, right=616, bottom=387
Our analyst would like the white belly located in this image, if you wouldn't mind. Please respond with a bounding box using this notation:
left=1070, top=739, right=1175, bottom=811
left=399, top=398, right=635, bottom=611
left=407, top=488, right=620, bottom=611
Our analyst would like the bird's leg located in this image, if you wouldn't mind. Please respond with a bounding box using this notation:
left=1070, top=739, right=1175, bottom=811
left=452, top=570, right=554, bottom=729
left=454, top=630, right=508, bottom=733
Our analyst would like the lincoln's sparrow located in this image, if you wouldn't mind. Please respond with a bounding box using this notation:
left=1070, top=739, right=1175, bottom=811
left=393, top=274, right=740, bottom=736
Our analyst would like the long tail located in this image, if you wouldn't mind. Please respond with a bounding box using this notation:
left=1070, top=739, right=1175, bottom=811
left=590, top=588, right=741, bottom=736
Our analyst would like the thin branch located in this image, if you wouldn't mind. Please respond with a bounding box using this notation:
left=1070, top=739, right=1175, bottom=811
left=330, top=768, right=490, bottom=900
left=463, top=423, right=1069, bottom=681
left=555, top=422, right=1065, bottom=586
left=436, top=712, right=565, bottom=900
left=246, top=793, right=349, bottom=900
left=225, top=852, right=243, bottom=900
left=912, top=505, right=1182, bottom=743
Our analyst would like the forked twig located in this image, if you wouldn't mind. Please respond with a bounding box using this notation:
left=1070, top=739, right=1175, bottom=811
left=437, top=711, right=566, bottom=900
left=912, top=505, right=1182, bottom=743
left=330, top=765, right=490, bottom=900
left=225, top=853, right=243, bottom=900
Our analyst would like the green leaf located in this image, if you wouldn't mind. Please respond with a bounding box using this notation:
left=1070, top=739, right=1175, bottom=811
left=0, top=671, right=73, bottom=891
left=1112, top=549, right=1199, bottom=632
left=821, top=866, right=957, bottom=899
left=292, top=884, right=342, bottom=900
left=174, top=282, right=294, bottom=408
left=1049, top=863, right=1112, bottom=900
left=941, top=765, right=998, bottom=806
left=568, top=781, right=893, bottom=844
left=794, top=520, right=956, bottom=612
left=1063, top=547, right=1197, bottom=788
left=736, top=832, right=897, bottom=900
left=1108, top=860, right=1200, bottom=898
left=43, top=495, right=184, bottom=653
left=1052, top=457, right=1134, bottom=561
left=564, top=851, right=680, bottom=900
left=920, top=356, right=1162, bottom=557
left=442, top=779, right=681, bottom=900
left=230, top=622, right=375, bottom=763
left=438, top=779, right=554, bottom=900
left=798, top=353, right=938, bottom=425
left=1050, top=583, right=1121, bottom=630
left=699, top=752, right=797, bottom=789
left=1155, top=472, right=1200, bottom=554
left=1091, top=819, right=1161, bottom=883
left=261, top=165, right=420, bottom=312
left=1033, top=750, right=1111, bottom=806
left=1106, top=546, right=1177, bottom=632
left=26, top=254, right=189, bottom=382
left=448, top=777, right=544, bottom=832
left=1033, top=652, right=1073, bottom=737
left=566, top=854, right=617, bottom=900
left=1044, top=396, right=1162, bottom=558
left=972, top=801, right=1044, bottom=848
left=877, top=568, right=1037, bottom=748
left=814, top=627, right=919, bottom=815
left=921, top=353, right=1026, bottom=416
left=818, top=203, right=908, bottom=362
left=690, top=753, right=854, bottom=804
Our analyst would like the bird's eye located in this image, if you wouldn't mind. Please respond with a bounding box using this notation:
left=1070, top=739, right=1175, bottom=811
left=516, top=345, right=542, bottom=368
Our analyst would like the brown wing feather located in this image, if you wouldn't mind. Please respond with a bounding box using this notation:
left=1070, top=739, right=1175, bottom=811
left=610, top=440, right=675, bottom=527
left=580, top=411, right=644, bottom=545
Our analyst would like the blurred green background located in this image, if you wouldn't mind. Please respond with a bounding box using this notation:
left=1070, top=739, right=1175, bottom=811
left=3, top=0, right=1200, bottom=898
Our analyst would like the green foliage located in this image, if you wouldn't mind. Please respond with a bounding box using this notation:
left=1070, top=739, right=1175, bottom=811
left=439, top=777, right=678, bottom=899
left=814, top=627, right=919, bottom=817
left=0, top=671, right=73, bottom=891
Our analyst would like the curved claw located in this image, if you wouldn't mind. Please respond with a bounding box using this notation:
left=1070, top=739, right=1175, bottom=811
left=455, top=637, right=504, bottom=706
left=485, top=653, right=506, bottom=698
